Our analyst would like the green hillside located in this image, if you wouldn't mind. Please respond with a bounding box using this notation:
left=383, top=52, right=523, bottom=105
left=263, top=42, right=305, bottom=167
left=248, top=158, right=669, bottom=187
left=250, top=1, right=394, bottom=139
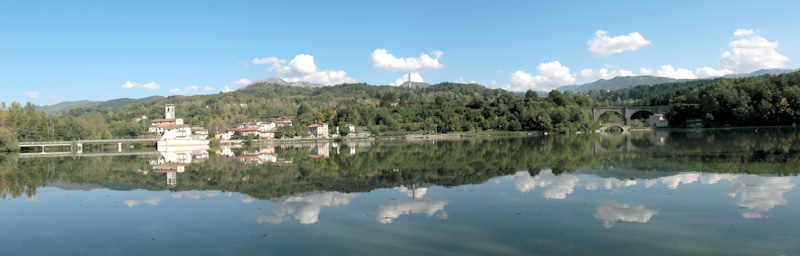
left=37, top=96, right=164, bottom=114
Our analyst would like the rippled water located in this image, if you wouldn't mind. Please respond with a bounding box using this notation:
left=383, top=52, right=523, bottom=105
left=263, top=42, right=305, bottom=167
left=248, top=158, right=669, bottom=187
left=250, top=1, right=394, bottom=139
left=2, top=128, right=799, bottom=255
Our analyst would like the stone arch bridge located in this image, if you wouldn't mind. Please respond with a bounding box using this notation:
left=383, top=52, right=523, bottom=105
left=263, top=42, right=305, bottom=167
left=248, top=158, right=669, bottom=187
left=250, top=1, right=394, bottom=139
left=583, top=106, right=673, bottom=125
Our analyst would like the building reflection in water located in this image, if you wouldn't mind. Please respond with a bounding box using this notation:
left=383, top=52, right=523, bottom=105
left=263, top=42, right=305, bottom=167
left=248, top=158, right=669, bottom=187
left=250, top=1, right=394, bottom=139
left=225, top=146, right=293, bottom=165
left=148, top=146, right=209, bottom=186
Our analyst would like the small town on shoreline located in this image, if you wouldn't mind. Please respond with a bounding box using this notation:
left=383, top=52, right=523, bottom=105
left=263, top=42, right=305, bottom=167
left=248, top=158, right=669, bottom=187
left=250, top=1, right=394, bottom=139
left=145, top=103, right=360, bottom=143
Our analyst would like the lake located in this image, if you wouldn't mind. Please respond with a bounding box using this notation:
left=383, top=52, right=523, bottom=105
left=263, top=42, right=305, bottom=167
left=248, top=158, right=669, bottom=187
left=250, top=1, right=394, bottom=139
left=2, top=128, right=799, bottom=255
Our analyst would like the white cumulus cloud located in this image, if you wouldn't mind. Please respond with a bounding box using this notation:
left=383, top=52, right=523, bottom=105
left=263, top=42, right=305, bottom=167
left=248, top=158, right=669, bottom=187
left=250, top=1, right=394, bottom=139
left=121, top=81, right=160, bottom=90
left=23, top=91, right=39, bottom=99
left=733, top=29, right=756, bottom=37
left=587, top=30, right=652, bottom=57
left=169, top=85, right=198, bottom=95
left=506, top=61, right=575, bottom=92
left=254, top=54, right=357, bottom=85
left=252, top=57, right=286, bottom=65
left=201, top=86, right=216, bottom=92
left=695, top=67, right=733, bottom=78
left=222, top=86, right=232, bottom=93
left=233, top=79, right=252, bottom=86
left=653, top=65, right=697, bottom=79
left=720, top=29, right=789, bottom=73
left=370, top=49, right=444, bottom=73
left=576, top=68, right=635, bottom=80
left=390, top=72, right=424, bottom=86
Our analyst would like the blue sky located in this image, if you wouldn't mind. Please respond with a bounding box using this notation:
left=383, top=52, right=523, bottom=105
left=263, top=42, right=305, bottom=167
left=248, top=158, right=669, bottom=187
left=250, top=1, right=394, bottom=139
left=1, top=0, right=798, bottom=105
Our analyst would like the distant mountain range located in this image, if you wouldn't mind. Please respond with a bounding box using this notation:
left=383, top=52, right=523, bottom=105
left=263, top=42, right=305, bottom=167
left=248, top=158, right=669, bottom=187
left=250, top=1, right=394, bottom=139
left=557, top=68, right=799, bottom=92
left=557, top=76, right=683, bottom=92
left=35, top=69, right=798, bottom=114
left=721, top=68, right=799, bottom=78
left=248, top=76, right=433, bottom=89
left=36, top=96, right=163, bottom=114
left=244, top=77, right=328, bottom=89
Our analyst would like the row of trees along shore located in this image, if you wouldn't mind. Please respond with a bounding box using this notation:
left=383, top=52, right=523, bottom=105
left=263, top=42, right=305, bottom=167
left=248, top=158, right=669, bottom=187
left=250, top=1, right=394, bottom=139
left=2, top=71, right=800, bottom=151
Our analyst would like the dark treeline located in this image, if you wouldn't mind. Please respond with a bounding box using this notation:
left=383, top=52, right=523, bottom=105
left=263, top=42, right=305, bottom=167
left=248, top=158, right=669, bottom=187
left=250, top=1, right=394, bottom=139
left=657, top=72, right=800, bottom=127
left=587, top=79, right=721, bottom=106
left=583, top=72, right=800, bottom=128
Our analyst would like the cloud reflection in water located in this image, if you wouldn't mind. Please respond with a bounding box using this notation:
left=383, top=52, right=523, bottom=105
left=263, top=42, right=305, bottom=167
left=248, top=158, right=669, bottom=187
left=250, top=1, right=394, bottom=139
left=594, top=200, right=658, bottom=229
left=124, top=196, right=162, bottom=208
left=509, top=170, right=796, bottom=219
left=257, top=192, right=359, bottom=225
left=377, top=199, right=448, bottom=224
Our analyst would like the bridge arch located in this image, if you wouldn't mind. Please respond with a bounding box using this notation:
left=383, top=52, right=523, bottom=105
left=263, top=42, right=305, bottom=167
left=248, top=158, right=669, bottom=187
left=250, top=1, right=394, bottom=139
left=596, top=123, right=630, bottom=133
left=584, top=106, right=673, bottom=126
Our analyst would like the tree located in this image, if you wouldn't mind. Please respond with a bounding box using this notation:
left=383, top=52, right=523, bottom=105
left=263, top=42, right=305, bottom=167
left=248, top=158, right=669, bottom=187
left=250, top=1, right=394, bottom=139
left=339, top=125, right=350, bottom=137
left=0, top=127, right=18, bottom=152
left=297, top=103, right=311, bottom=116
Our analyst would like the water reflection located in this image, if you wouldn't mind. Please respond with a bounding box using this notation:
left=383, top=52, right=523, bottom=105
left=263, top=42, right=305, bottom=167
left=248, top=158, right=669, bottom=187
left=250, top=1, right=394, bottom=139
left=3, top=128, right=800, bottom=221
left=727, top=175, right=795, bottom=219
left=395, top=184, right=430, bottom=199
left=257, top=192, right=360, bottom=225
left=149, top=147, right=208, bottom=186
left=376, top=198, right=448, bottom=224
left=509, top=170, right=795, bottom=219
left=594, top=200, right=658, bottom=229
left=124, top=196, right=162, bottom=208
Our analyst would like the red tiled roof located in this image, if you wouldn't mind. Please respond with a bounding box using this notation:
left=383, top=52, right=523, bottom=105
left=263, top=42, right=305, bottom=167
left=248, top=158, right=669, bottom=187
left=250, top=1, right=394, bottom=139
left=241, top=127, right=261, bottom=132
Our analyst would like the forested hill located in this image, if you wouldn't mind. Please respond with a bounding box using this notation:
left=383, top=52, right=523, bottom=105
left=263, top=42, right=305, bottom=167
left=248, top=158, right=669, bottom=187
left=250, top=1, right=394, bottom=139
left=2, top=80, right=605, bottom=143
left=559, top=68, right=799, bottom=94
left=36, top=96, right=164, bottom=114
left=587, top=78, right=723, bottom=106
left=591, top=71, right=800, bottom=128
left=558, top=76, right=682, bottom=92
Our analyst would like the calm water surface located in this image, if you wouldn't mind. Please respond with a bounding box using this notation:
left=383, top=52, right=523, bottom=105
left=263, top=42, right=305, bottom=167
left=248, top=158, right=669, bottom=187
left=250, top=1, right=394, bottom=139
left=2, top=128, right=800, bottom=255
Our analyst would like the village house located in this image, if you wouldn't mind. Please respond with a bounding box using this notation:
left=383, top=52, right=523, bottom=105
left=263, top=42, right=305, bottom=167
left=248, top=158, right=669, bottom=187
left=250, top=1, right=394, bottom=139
left=232, top=126, right=277, bottom=139
left=308, top=122, right=329, bottom=138
left=148, top=104, right=208, bottom=141
left=236, top=126, right=263, bottom=137
left=336, top=124, right=356, bottom=137
left=158, top=124, right=193, bottom=140
left=149, top=104, right=184, bottom=133
left=191, top=127, right=209, bottom=139
left=273, top=117, right=293, bottom=127
left=648, top=114, right=669, bottom=128
left=216, top=129, right=235, bottom=141
left=132, top=115, right=148, bottom=122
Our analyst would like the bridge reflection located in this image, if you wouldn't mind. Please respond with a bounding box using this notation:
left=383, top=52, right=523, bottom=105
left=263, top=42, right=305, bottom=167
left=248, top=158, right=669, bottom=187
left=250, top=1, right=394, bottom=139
left=594, top=131, right=669, bottom=154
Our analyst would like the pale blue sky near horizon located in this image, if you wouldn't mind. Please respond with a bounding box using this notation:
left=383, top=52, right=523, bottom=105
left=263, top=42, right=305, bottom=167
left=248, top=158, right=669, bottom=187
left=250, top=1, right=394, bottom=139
left=1, top=0, right=798, bottom=105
